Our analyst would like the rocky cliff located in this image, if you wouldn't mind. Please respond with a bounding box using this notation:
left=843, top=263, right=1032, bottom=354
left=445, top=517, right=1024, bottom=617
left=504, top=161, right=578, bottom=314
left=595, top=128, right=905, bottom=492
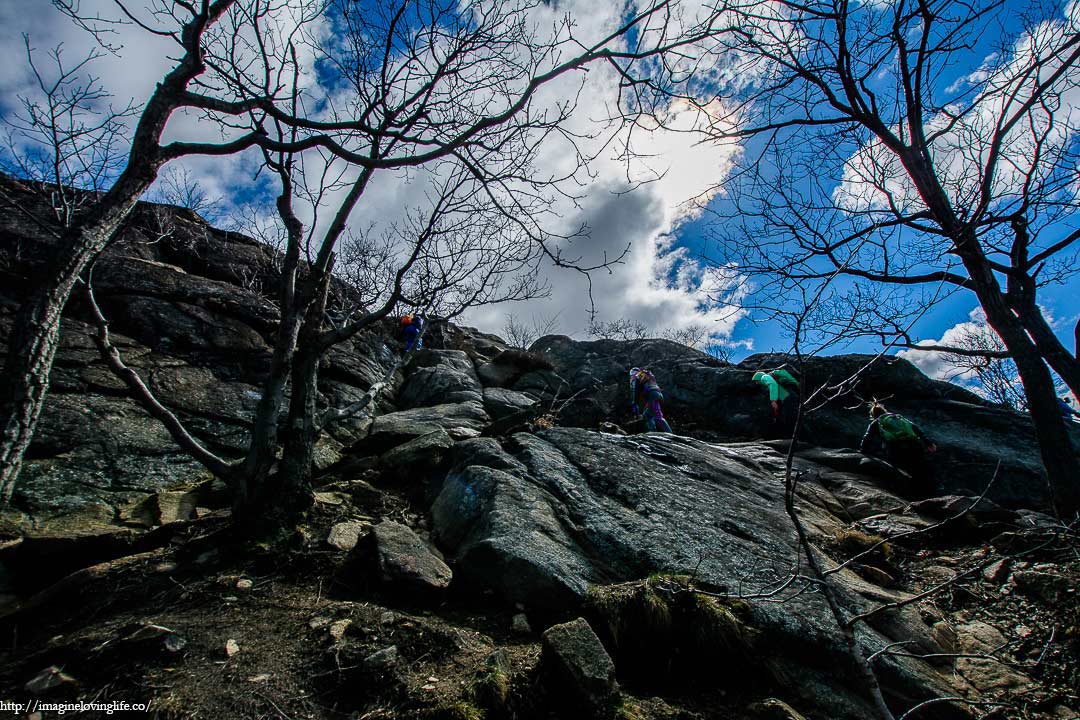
left=0, top=176, right=400, bottom=533
left=0, top=178, right=1076, bottom=719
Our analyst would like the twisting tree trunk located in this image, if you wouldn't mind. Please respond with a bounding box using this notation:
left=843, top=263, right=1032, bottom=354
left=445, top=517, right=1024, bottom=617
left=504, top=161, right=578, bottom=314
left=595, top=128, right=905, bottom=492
left=236, top=176, right=308, bottom=492
left=1005, top=218, right=1080, bottom=399
left=233, top=266, right=331, bottom=532
left=1019, top=306, right=1080, bottom=400
left=902, top=149, right=1080, bottom=517
left=969, top=274, right=1080, bottom=515
left=0, top=0, right=238, bottom=503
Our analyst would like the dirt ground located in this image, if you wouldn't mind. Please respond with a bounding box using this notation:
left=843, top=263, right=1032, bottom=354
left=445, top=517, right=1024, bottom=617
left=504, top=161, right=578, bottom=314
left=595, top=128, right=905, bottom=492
left=0, top=477, right=1076, bottom=720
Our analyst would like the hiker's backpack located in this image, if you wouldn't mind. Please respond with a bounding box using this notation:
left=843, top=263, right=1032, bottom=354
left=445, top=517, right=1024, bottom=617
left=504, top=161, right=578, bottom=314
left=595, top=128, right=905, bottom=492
left=771, top=368, right=800, bottom=393
left=400, top=315, right=414, bottom=328
left=878, top=413, right=918, bottom=442
left=631, top=369, right=655, bottom=400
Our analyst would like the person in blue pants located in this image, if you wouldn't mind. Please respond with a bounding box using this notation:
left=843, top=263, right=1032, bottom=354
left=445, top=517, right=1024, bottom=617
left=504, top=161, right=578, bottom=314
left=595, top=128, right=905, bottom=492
left=629, top=367, right=673, bottom=433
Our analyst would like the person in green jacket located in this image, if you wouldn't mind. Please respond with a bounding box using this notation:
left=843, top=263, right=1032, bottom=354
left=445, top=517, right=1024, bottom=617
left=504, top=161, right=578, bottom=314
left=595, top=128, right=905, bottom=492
left=860, top=404, right=938, bottom=494
left=752, top=367, right=800, bottom=438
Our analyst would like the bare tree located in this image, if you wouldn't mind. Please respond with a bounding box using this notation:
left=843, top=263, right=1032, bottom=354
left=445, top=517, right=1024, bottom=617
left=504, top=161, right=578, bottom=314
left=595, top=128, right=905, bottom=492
left=940, top=324, right=1028, bottom=411
left=70, top=0, right=726, bottom=531
left=147, top=165, right=221, bottom=221
left=697, top=0, right=1080, bottom=515
left=502, top=312, right=561, bottom=349
left=586, top=317, right=650, bottom=341
left=659, top=322, right=707, bottom=348
left=0, top=0, right=315, bottom=504
left=0, top=36, right=135, bottom=231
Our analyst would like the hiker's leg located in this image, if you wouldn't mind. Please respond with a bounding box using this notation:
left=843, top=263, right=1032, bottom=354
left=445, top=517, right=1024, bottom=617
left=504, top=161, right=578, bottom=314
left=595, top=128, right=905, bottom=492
left=765, top=403, right=781, bottom=439
left=649, top=398, right=672, bottom=433
left=783, top=396, right=800, bottom=438
left=403, top=326, right=418, bottom=351
left=646, top=390, right=671, bottom=433
left=910, top=446, right=935, bottom=495
left=891, top=442, right=931, bottom=497
left=643, top=407, right=658, bottom=432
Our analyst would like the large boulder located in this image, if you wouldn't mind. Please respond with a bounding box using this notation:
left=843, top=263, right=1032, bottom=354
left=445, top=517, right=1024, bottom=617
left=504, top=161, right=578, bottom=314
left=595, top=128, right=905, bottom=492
left=540, top=618, right=619, bottom=714
left=482, top=387, right=539, bottom=420
left=430, top=427, right=969, bottom=719
left=379, top=429, right=455, bottom=470
left=364, top=401, right=490, bottom=454
left=476, top=348, right=558, bottom=389
left=398, top=350, right=483, bottom=408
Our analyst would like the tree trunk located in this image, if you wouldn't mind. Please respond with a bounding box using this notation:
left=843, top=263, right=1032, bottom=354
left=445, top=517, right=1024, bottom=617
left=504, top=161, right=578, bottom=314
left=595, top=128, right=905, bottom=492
left=278, top=346, right=320, bottom=508
left=899, top=152, right=1080, bottom=517
left=1018, top=304, right=1080, bottom=400
left=237, top=305, right=304, bottom=484
left=961, top=252, right=1080, bottom=517
left=232, top=271, right=329, bottom=534
left=0, top=194, right=151, bottom=502
left=1005, top=335, right=1079, bottom=516
left=0, top=2, right=235, bottom=504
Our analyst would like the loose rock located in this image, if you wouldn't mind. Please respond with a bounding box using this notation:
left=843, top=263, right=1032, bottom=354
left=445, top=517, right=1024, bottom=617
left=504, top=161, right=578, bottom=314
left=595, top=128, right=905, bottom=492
left=24, top=666, right=77, bottom=694
left=327, top=521, right=369, bottom=552
left=369, top=520, right=452, bottom=595
left=541, top=617, right=618, bottom=714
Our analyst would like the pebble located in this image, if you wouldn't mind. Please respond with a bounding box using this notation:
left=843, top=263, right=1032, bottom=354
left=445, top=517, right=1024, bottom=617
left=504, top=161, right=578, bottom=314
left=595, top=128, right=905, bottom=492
left=512, top=613, right=532, bottom=635
left=329, top=620, right=351, bottom=641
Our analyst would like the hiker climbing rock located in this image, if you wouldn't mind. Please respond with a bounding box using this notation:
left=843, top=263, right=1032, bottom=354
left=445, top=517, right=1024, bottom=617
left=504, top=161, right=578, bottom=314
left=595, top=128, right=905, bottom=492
left=1058, top=396, right=1080, bottom=421
left=860, top=404, right=938, bottom=495
left=629, top=367, right=673, bottom=433
left=400, top=314, right=424, bottom=352
left=752, top=367, right=800, bottom=438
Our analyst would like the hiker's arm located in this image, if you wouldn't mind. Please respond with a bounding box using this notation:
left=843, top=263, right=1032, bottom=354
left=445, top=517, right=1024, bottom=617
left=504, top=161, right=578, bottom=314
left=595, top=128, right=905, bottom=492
left=762, top=375, right=780, bottom=402
left=915, top=425, right=937, bottom=451
left=860, top=422, right=878, bottom=453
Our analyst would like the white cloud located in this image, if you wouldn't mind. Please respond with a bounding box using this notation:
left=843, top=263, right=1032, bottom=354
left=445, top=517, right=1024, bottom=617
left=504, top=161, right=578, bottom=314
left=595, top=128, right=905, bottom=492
left=897, top=307, right=995, bottom=382
left=0, top=0, right=746, bottom=347
left=834, top=4, right=1080, bottom=216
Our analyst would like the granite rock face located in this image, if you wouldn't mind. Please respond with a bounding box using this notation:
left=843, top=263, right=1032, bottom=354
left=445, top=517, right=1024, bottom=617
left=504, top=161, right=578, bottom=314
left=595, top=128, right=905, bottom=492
left=429, top=426, right=1037, bottom=719
left=0, top=178, right=401, bottom=532
left=527, top=335, right=1077, bottom=509
left=1, top=175, right=1075, bottom=720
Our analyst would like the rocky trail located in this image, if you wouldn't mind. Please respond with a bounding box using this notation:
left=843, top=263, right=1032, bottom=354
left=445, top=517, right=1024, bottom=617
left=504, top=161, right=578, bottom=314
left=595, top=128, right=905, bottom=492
left=0, top=180, right=1077, bottom=719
